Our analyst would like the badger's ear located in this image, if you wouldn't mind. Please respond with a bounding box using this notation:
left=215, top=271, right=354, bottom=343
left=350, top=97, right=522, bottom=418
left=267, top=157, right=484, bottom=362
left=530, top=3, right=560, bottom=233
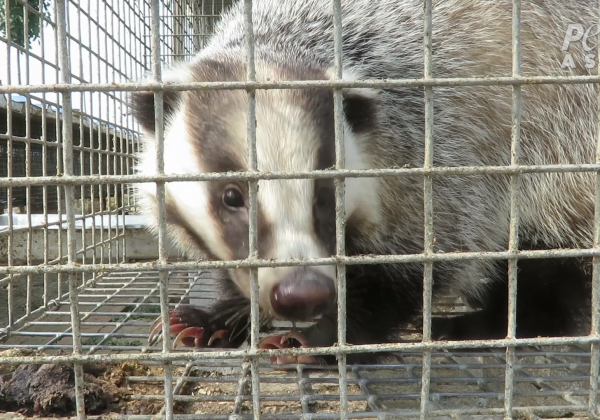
left=129, top=65, right=191, bottom=134
left=341, top=87, right=379, bottom=133
left=325, top=67, right=379, bottom=134
left=129, top=88, right=181, bottom=134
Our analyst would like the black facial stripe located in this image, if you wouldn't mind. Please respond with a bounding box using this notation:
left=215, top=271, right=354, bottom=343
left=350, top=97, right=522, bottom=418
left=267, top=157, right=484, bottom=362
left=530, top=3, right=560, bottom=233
left=184, top=59, right=249, bottom=174
left=206, top=180, right=273, bottom=261
left=207, top=181, right=248, bottom=260
left=313, top=179, right=336, bottom=254
left=184, top=60, right=270, bottom=262
left=187, top=103, right=247, bottom=174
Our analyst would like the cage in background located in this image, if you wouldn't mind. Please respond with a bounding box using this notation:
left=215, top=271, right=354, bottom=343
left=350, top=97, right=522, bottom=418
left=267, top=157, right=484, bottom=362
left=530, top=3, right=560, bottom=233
left=1, top=0, right=600, bottom=419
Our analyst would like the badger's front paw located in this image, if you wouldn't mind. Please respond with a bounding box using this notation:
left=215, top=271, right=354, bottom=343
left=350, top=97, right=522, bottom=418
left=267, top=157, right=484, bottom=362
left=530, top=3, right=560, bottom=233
left=258, top=331, right=322, bottom=366
left=148, top=306, right=235, bottom=349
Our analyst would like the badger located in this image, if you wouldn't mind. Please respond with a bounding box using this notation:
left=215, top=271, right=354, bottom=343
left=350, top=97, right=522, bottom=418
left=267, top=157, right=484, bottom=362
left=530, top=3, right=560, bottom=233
left=131, top=0, right=599, bottom=365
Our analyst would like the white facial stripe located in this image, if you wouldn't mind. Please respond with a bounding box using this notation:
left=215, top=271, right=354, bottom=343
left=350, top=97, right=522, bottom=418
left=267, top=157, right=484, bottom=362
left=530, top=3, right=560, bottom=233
left=253, top=96, right=325, bottom=261
left=343, top=123, right=381, bottom=225
left=261, top=179, right=315, bottom=245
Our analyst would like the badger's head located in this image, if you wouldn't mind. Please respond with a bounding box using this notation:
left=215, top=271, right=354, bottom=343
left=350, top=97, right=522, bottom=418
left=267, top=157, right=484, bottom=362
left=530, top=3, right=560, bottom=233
left=131, top=57, right=381, bottom=322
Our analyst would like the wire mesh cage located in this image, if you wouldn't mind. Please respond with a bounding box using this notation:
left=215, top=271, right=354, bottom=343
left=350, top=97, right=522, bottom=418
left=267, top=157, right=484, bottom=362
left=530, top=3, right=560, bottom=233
left=1, top=0, right=600, bottom=419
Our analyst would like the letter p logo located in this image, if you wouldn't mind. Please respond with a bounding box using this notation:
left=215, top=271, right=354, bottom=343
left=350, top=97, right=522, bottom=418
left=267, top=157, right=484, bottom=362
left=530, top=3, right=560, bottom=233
left=563, top=24, right=584, bottom=51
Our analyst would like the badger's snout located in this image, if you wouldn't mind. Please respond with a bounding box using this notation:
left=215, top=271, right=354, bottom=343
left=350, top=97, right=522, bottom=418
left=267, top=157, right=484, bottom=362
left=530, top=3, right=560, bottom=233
left=269, top=269, right=336, bottom=321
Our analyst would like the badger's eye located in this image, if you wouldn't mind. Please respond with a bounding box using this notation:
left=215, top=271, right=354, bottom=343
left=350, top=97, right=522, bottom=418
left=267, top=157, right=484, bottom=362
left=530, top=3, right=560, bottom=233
left=222, top=186, right=245, bottom=210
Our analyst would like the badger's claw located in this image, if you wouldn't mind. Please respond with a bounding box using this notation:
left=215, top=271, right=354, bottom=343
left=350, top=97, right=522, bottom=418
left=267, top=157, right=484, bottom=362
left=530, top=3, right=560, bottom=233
left=173, top=327, right=205, bottom=348
left=148, top=315, right=169, bottom=346
left=148, top=312, right=231, bottom=349
left=207, top=329, right=229, bottom=346
left=149, top=313, right=186, bottom=346
left=258, top=331, right=320, bottom=366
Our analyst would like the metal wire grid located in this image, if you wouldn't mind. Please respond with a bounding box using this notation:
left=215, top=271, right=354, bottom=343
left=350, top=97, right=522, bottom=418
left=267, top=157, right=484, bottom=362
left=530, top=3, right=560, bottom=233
left=151, top=0, right=235, bottom=60
left=0, top=0, right=600, bottom=419
left=0, top=270, right=597, bottom=419
left=0, top=0, right=212, bottom=341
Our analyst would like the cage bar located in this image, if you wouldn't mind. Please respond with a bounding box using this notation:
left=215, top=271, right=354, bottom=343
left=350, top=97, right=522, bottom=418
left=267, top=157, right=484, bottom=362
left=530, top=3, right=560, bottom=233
left=420, top=0, right=434, bottom=417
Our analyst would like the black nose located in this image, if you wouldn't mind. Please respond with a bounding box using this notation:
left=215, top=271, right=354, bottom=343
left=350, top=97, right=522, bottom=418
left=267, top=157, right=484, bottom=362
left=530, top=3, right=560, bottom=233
left=269, top=269, right=336, bottom=321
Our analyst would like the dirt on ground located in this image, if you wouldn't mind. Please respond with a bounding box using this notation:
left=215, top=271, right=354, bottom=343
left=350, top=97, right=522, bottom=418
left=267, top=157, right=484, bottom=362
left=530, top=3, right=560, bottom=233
left=0, top=349, right=165, bottom=417
left=0, top=350, right=366, bottom=417
left=0, top=349, right=376, bottom=418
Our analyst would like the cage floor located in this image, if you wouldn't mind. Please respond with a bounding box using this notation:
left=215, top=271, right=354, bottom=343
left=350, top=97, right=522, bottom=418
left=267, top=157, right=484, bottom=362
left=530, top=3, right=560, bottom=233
left=0, top=270, right=596, bottom=419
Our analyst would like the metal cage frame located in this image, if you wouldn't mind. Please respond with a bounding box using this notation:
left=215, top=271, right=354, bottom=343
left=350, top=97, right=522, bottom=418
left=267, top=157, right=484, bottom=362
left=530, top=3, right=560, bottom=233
left=2, top=0, right=600, bottom=419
